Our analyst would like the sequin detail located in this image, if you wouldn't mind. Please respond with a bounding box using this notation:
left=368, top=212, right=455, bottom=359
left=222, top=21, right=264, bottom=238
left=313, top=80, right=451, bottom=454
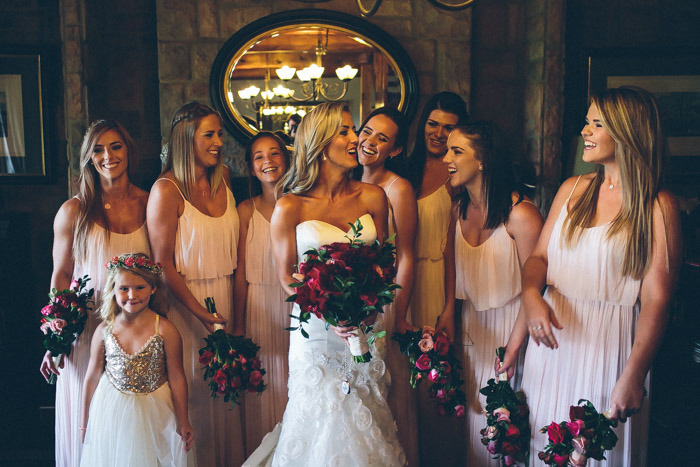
left=103, top=326, right=167, bottom=394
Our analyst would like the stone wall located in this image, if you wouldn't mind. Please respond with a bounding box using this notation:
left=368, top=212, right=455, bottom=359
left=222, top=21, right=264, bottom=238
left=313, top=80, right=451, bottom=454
left=155, top=0, right=473, bottom=175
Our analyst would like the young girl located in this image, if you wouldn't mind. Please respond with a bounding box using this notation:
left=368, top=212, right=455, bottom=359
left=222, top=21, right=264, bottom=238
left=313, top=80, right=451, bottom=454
left=80, top=253, right=195, bottom=467
left=233, top=131, right=292, bottom=454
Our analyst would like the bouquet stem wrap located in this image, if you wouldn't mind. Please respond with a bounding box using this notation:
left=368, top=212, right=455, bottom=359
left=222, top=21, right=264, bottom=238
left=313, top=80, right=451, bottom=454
left=348, top=328, right=372, bottom=363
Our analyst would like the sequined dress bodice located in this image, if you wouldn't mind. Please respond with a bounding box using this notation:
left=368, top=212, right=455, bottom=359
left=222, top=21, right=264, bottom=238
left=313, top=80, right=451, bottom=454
left=103, top=319, right=167, bottom=394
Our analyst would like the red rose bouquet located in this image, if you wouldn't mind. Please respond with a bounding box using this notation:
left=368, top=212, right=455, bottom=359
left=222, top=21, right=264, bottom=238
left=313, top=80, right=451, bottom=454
left=40, top=275, right=94, bottom=384
left=479, top=347, right=530, bottom=466
left=391, top=326, right=467, bottom=417
left=538, top=399, right=618, bottom=466
left=287, top=219, right=398, bottom=363
left=198, top=297, right=266, bottom=408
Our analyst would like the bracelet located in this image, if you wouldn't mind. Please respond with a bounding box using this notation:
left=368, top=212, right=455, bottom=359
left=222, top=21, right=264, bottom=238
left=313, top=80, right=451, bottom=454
left=79, top=427, right=87, bottom=431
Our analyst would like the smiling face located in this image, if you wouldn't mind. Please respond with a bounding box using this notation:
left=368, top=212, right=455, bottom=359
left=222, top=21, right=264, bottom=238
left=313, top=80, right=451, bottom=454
left=114, top=270, right=153, bottom=317
left=324, top=111, right=358, bottom=170
left=443, top=130, right=481, bottom=188
left=581, top=103, right=616, bottom=165
left=358, top=114, right=401, bottom=169
left=193, top=114, right=224, bottom=169
left=91, top=130, right=129, bottom=181
left=251, top=136, right=287, bottom=184
left=424, top=109, right=459, bottom=158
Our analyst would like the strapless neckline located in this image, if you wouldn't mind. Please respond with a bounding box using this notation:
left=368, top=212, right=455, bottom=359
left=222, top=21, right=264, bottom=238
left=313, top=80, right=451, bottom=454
left=296, top=213, right=373, bottom=233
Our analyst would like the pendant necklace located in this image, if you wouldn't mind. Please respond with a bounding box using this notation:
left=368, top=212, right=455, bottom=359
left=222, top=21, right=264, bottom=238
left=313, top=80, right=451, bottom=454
left=104, top=184, right=132, bottom=210
left=341, top=347, right=351, bottom=395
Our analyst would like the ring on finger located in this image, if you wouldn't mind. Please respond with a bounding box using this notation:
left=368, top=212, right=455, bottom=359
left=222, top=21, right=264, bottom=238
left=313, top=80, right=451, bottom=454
left=531, top=325, right=543, bottom=331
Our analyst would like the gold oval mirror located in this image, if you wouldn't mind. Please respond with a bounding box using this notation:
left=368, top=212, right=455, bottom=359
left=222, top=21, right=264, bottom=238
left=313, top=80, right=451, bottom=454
left=210, top=9, right=419, bottom=144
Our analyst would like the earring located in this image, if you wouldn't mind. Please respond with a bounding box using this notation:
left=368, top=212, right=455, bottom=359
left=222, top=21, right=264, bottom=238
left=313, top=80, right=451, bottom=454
left=322, top=153, right=328, bottom=161
left=479, top=163, right=483, bottom=171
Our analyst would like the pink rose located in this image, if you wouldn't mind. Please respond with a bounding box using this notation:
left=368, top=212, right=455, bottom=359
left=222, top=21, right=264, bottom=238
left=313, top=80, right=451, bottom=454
left=428, top=368, right=440, bottom=382
left=415, top=354, right=431, bottom=371
left=454, top=404, right=465, bottom=418
left=484, top=425, right=499, bottom=439
left=569, top=450, right=587, bottom=467
left=505, top=424, right=520, bottom=438
left=553, top=453, right=569, bottom=466
left=48, top=319, right=68, bottom=334
left=572, top=436, right=588, bottom=455
left=435, top=389, right=446, bottom=401
left=69, top=279, right=80, bottom=290
left=487, top=440, right=498, bottom=455
left=199, top=350, right=214, bottom=365
left=422, top=325, right=435, bottom=335
left=41, top=305, right=56, bottom=316
left=40, top=321, right=51, bottom=335
left=504, top=455, right=516, bottom=466
left=493, top=407, right=511, bottom=423
left=566, top=419, right=585, bottom=437
left=418, top=338, right=433, bottom=353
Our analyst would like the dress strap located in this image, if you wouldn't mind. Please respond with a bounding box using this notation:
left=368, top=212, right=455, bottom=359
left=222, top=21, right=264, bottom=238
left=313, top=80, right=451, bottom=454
left=565, top=175, right=583, bottom=204
left=154, top=314, right=160, bottom=335
left=155, top=177, right=185, bottom=200
left=385, top=176, right=400, bottom=198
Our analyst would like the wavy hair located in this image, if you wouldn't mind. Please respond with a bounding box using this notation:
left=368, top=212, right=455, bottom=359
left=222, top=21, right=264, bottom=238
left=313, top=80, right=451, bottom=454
left=452, top=122, right=523, bottom=229
left=276, top=102, right=349, bottom=198
left=244, top=131, right=291, bottom=198
left=565, top=86, right=664, bottom=279
left=99, top=253, right=168, bottom=324
left=163, top=101, right=225, bottom=202
left=405, top=91, right=469, bottom=196
left=74, top=120, right=138, bottom=264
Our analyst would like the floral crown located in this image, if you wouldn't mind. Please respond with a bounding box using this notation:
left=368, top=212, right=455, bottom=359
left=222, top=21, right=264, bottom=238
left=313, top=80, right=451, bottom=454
left=105, top=253, right=163, bottom=276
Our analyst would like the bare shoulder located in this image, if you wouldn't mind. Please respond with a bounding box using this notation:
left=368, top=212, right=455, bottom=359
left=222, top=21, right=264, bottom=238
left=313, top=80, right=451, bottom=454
left=158, top=315, right=182, bottom=341
left=510, top=194, right=542, bottom=221
left=57, top=196, right=81, bottom=219
left=276, top=192, right=303, bottom=211
left=237, top=197, right=255, bottom=224
left=389, top=176, right=416, bottom=201
left=149, top=173, right=181, bottom=199
left=356, top=180, right=386, bottom=201
left=656, top=189, right=679, bottom=215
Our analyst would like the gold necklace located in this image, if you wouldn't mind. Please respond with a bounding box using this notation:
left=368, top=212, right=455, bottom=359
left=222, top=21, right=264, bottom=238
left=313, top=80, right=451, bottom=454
left=103, top=184, right=132, bottom=210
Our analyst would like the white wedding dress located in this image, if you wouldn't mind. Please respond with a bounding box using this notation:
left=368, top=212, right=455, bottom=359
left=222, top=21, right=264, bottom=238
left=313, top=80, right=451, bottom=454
left=244, top=213, right=405, bottom=467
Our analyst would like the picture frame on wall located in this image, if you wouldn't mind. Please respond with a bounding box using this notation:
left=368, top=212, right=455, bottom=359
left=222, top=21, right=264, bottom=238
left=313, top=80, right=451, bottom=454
left=584, top=49, right=700, bottom=187
left=0, top=50, right=52, bottom=182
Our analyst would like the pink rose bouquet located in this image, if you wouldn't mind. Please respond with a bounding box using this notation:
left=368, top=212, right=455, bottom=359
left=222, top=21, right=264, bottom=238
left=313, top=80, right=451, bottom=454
left=479, top=347, right=530, bottom=466
left=40, top=275, right=94, bottom=384
left=538, top=399, right=618, bottom=466
left=392, top=326, right=466, bottom=417
left=287, top=219, right=398, bottom=363
left=198, top=297, right=266, bottom=407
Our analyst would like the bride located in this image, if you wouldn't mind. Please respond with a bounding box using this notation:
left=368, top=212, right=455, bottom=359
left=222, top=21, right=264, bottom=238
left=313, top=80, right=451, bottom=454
left=245, top=102, right=405, bottom=466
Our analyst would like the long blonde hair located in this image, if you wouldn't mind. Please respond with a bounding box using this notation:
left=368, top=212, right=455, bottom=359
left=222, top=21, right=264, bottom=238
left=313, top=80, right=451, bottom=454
left=74, top=120, right=138, bottom=264
left=99, top=253, right=168, bottom=324
left=163, top=101, right=225, bottom=202
left=565, top=86, right=664, bottom=279
left=276, top=102, right=349, bottom=198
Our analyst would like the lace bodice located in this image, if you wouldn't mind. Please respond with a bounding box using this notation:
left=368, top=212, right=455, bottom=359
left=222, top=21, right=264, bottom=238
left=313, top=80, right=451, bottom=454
left=103, top=317, right=167, bottom=394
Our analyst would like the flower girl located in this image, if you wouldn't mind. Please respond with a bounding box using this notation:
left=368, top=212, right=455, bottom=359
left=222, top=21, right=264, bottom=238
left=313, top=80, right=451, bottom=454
left=80, top=253, right=195, bottom=467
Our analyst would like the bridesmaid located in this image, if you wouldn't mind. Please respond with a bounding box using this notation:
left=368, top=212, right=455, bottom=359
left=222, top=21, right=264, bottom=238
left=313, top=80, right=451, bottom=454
left=233, top=131, right=292, bottom=455
left=504, top=87, right=681, bottom=466
left=40, top=120, right=150, bottom=467
left=356, top=107, right=420, bottom=466
left=147, top=101, right=243, bottom=466
left=437, top=122, right=543, bottom=466
left=403, top=91, right=468, bottom=466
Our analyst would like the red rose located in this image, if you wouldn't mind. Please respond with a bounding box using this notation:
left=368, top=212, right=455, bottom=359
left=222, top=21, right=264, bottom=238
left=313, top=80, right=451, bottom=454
left=441, top=361, right=451, bottom=374
left=501, top=441, right=520, bottom=455
left=251, top=358, right=262, bottom=370
left=434, top=335, right=449, bottom=356
left=517, top=404, right=529, bottom=418
left=428, top=369, right=440, bottom=382
left=570, top=405, right=586, bottom=421
left=41, top=305, right=56, bottom=316
left=454, top=404, right=465, bottom=418
left=505, top=424, right=520, bottom=438
left=547, top=422, right=565, bottom=443
left=213, top=369, right=227, bottom=386
left=360, top=293, right=378, bottom=306
left=249, top=370, right=263, bottom=386
left=123, top=256, right=135, bottom=266
left=136, top=256, right=146, bottom=266
left=415, top=354, right=431, bottom=371
left=199, top=350, right=214, bottom=365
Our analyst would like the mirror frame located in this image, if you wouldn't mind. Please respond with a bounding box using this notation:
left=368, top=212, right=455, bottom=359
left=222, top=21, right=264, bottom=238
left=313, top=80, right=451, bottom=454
left=210, top=9, right=419, bottom=144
